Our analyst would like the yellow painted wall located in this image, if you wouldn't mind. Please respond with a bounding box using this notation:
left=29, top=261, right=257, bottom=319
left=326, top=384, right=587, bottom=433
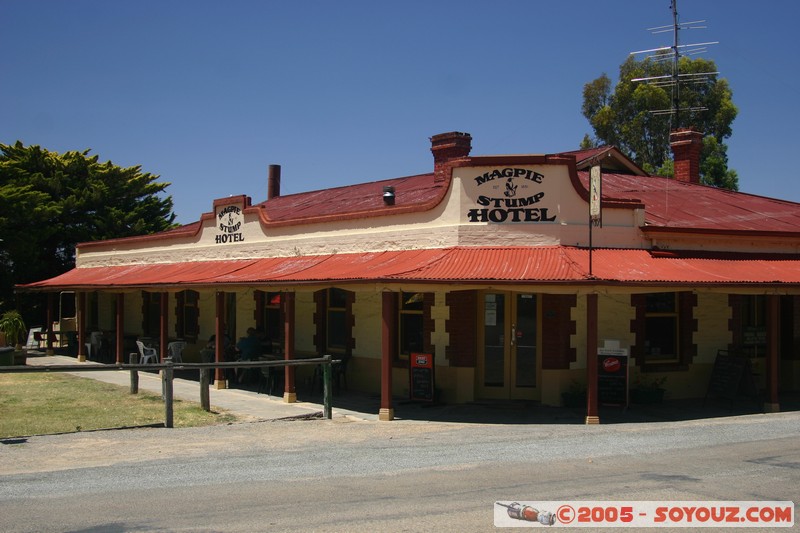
left=693, top=293, right=732, bottom=365
left=431, top=292, right=450, bottom=364
left=597, top=293, right=636, bottom=358
left=295, top=291, right=316, bottom=354
left=352, top=291, right=381, bottom=360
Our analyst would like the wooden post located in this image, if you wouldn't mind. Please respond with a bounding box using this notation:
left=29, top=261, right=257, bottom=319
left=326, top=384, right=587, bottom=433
left=163, top=359, right=174, bottom=428
left=586, top=293, right=600, bottom=424
left=159, top=292, right=168, bottom=363
left=116, top=293, right=124, bottom=364
left=46, top=293, right=55, bottom=355
left=380, top=291, right=394, bottom=421
left=323, top=354, right=332, bottom=419
left=129, top=352, right=139, bottom=394
left=283, top=291, right=296, bottom=403
left=77, top=292, right=87, bottom=362
left=200, top=368, right=210, bottom=411
left=214, top=291, right=226, bottom=389
left=765, top=294, right=780, bottom=412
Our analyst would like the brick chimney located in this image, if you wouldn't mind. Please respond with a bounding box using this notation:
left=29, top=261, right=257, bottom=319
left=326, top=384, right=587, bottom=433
left=430, top=132, right=472, bottom=183
left=268, top=164, right=281, bottom=199
left=670, top=128, right=703, bottom=184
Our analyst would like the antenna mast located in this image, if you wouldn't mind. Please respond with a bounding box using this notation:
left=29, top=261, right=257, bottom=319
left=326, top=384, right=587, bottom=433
left=671, top=0, right=680, bottom=125
left=629, top=0, right=719, bottom=126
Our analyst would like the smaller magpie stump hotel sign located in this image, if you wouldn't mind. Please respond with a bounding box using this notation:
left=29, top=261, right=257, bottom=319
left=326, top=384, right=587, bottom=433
left=466, top=167, right=557, bottom=223
left=215, top=204, right=245, bottom=244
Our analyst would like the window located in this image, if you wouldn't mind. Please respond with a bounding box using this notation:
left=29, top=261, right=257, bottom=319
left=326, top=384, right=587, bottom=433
left=142, top=292, right=161, bottom=337
left=741, top=295, right=767, bottom=356
left=643, top=293, right=679, bottom=363
left=176, top=290, right=199, bottom=342
left=399, top=292, right=424, bottom=356
left=263, top=292, right=283, bottom=343
left=326, top=288, right=348, bottom=352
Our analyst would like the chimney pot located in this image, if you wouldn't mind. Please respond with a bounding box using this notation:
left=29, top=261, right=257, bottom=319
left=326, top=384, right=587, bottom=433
left=268, top=164, right=281, bottom=199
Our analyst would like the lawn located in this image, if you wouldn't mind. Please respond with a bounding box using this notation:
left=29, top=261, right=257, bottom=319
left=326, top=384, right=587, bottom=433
left=0, top=372, right=238, bottom=438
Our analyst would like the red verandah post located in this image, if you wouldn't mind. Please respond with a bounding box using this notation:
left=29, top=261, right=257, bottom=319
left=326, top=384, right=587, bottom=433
left=586, top=293, right=600, bottom=424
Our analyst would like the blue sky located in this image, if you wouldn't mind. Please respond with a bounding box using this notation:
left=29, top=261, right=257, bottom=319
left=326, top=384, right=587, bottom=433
left=2, top=0, right=798, bottom=224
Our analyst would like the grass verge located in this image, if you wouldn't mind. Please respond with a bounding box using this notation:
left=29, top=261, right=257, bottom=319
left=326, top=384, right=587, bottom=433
left=0, top=372, right=238, bottom=438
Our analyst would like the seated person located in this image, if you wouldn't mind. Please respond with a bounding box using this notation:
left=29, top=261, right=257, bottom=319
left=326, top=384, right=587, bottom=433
left=236, top=328, right=262, bottom=360
left=236, top=328, right=262, bottom=383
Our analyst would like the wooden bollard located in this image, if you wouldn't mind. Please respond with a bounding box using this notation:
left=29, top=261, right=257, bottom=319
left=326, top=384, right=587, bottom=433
left=163, top=359, right=174, bottom=428
left=199, top=368, right=210, bottom=412
left=129, top=353, right=138, bottom=394
left=323, top=354, right=332, bottom=419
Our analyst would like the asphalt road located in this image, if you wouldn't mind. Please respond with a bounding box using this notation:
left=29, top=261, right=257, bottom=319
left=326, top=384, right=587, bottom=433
left=1, top=411, right=798, bottom=532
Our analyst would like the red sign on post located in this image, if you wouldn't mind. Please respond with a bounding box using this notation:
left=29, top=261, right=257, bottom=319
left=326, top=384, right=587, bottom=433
left=409, top=352, right=435, bottom=402
left=598, top=351, right=628, bottom=406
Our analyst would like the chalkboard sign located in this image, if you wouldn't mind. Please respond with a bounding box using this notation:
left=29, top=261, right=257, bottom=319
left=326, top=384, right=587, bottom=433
left=598, top=352, right=628, bottom=406
left=705, top=351, right=758, bottom=407
left=409, top=352, right=435, bottom=402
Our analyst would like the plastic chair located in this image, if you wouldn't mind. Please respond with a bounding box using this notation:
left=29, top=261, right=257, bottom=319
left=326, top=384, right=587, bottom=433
left=311, top=354, right=350, bottom=394
left=258, top=365, right=284, bottom=396
left=85, top=331, right=103, bottom=360
left=136, top=340, right=159, bottom=364
left=332, top=354, right=350, bottom=392
left=167, top=341, right=186, bottom=363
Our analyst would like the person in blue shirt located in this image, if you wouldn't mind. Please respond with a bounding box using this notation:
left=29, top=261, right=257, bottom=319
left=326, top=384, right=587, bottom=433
left=236, top=328, right=262, bottom=383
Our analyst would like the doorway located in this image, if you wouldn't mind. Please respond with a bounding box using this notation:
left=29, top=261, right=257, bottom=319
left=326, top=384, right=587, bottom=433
left=477, top=292, right=539, bottom=400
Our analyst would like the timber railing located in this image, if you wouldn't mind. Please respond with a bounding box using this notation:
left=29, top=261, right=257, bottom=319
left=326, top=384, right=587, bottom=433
left=0, top=355, right=339, bottom=428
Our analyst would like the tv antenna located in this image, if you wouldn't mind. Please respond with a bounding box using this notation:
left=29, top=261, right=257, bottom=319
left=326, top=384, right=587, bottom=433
left=629, top=0, right=719, bottom=126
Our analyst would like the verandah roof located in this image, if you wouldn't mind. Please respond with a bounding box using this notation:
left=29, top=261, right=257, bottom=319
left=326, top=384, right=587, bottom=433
left=18, top=246, right=800, bottom=292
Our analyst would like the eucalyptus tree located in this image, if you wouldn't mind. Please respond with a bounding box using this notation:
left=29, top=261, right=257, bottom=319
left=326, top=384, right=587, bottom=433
left=582, top=54, right=738, bottom=190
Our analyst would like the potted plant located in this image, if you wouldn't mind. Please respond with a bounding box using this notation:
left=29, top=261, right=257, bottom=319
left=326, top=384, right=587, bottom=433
left=630, top=374, right=667, bottom=404
left=0, top=310, right=26, bottom=350
left=561, top=380, right=587, bottom=408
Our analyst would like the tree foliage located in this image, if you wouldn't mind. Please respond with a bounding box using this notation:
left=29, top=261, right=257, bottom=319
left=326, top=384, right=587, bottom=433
left=0, top=142, right=177, bottom=311
left=582, top=54, right=738, bottom=190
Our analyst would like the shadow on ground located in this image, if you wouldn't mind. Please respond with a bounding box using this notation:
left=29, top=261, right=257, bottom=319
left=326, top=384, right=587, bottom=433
left=29, top=352, right=800, bottom=426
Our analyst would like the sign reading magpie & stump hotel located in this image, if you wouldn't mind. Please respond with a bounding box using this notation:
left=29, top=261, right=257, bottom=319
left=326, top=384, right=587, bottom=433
left=466, top=167, right=556, bottom=223
left=215, top=204, right=245, bottom=244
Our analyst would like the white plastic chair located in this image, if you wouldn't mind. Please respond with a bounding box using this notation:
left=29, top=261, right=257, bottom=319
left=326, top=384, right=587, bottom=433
left=167, top=341, right=186, bottom=363
left=85, top=331, right=103, bottom=360
left=136, top=340, right=159, bottom=364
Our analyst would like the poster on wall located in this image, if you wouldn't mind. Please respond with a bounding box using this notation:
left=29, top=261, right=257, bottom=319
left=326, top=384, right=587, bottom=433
left=409, top=352, right=435, bottom=402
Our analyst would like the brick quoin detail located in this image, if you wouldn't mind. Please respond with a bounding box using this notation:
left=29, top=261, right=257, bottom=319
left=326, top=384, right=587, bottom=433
left=728, top=294, right=742, bottom=351
left=423, top=293, right=435, bottom=356
left=446, top=290, right=477, bottom=367
left=541, top=294, right=577, bottom=370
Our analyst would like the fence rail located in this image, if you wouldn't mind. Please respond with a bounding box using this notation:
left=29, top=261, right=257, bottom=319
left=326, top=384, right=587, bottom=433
left=0, top=355, right=339, bottom=428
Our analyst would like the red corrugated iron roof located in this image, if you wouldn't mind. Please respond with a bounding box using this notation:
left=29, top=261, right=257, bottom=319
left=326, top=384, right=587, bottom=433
left=582, top=248, right=800, bottom=284
left=19, top=246, right=800, bottom=291
left=77, top=148, right=800, bottom=252
left=577, top=171, right=800, bottom=234
left=254, top=173, right=441, bottom=224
